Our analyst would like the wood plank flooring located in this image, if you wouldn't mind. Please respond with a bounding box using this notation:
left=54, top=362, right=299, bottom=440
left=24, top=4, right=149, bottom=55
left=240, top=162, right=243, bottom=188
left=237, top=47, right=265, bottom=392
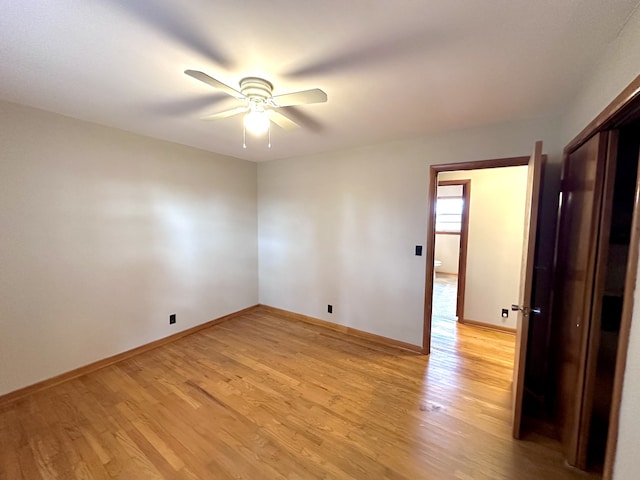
left=0, top=308, right=597, bottom=479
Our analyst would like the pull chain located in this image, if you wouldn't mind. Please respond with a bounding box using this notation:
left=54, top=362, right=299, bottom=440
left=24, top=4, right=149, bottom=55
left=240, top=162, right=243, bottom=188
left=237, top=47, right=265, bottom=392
left=268, top=124, right=271, bottom=149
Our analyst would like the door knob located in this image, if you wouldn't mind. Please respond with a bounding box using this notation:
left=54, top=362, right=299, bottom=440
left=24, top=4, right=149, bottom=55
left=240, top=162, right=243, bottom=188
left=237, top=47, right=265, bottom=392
left=511, top=305, right=541, bottom=316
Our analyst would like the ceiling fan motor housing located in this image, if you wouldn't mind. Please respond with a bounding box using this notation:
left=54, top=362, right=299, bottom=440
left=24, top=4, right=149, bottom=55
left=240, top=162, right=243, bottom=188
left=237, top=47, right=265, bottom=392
left=240, top=77, right=273, bottom=104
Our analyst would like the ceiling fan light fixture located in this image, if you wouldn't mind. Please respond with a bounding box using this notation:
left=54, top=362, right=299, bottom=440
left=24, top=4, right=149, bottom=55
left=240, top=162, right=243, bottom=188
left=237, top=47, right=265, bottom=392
left=185, top=70, right=326, bottom=149
left=244, top=109, right=270, bottom=136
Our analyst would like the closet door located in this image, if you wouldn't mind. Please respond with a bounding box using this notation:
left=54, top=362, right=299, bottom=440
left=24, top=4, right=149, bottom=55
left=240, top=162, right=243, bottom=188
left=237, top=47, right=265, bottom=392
left=553, top=132, right=610, bottom=468
left=575, top=131, right=618, bottom=469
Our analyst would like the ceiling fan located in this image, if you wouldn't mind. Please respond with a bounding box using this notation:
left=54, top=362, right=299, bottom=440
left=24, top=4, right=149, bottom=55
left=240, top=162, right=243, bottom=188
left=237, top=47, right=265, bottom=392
left=184, top=69, right=327, bottom=146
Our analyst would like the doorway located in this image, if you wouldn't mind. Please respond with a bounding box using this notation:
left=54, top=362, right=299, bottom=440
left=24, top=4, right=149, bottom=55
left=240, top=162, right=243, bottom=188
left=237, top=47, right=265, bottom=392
left=423, top=142, right=544, bottom=441
left=432, top=180, right=469, bottom=327
left=425, top=157, right=533, bottom=355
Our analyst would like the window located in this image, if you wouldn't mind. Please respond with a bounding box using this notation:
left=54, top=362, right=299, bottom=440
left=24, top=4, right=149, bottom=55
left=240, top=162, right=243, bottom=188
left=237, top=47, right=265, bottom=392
left=435, top=184, right=464, bottom=234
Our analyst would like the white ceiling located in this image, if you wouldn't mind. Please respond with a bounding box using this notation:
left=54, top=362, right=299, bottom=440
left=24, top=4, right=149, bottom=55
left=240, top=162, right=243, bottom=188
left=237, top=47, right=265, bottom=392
left=1, top=0, right=638, bottom=162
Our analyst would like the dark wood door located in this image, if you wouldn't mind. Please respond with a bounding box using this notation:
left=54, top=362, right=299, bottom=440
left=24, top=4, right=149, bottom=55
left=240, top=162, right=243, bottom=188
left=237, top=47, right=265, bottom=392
left=553, top=132, right=610, bottom=468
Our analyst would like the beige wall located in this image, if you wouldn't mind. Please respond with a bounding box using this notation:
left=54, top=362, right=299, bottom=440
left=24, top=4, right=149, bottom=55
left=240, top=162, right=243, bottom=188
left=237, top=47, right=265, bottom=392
left=434, top=234, right=460, bottom=274
left=0, top=101, right=258, bottom=396
left=258, top=117, right=561, bottom=346
left=439, top=167, right=528, bottom=329
left=0, top=102, right=561, bottom=394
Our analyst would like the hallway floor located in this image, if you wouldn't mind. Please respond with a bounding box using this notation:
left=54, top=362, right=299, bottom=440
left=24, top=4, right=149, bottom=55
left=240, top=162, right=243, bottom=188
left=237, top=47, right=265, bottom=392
left=432, top=273, right=458, bottom=323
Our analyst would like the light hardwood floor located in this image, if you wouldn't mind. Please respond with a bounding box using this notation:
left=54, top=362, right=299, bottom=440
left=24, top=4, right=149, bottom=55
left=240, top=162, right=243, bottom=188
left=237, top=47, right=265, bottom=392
left=0, top=308, right=596, bottom=479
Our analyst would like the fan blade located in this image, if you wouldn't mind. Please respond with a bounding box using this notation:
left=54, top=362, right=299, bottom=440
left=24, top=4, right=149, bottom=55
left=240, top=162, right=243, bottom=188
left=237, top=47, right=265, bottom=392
left=201, top=106, right=248, bottom=121
left=271, top=88, right=327, bottom=107
left=107, top=1, right=232, bottom=68
left=280, top=106, right=324, bottom=132
left=268, top=110, right=300, bottom=130
left=149, top=93, right=230, bottom=116
left=185, top=70, right=244, bottom=99
left=285, top=28, right=438, bottom=78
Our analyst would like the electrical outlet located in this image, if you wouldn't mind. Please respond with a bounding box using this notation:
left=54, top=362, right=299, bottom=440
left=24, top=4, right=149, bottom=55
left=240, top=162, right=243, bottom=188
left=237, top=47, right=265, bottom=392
left=169, top=314, right=176, bottom=325
left=328, top=305, right=333, bottom=314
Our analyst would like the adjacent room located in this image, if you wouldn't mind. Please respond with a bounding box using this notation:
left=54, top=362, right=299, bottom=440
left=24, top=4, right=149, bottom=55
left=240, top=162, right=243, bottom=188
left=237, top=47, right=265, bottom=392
left=1, top=1, right=640, bottom=479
